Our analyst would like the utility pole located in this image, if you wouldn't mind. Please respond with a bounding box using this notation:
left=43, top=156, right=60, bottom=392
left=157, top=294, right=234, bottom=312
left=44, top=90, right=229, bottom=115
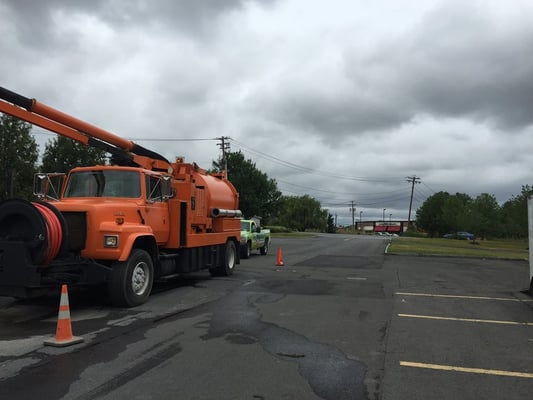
left=350, top=201, right=356, bottom=230
left=406, top=176, right=421, bottom=225
left=216, top=136, right=230, bottom=177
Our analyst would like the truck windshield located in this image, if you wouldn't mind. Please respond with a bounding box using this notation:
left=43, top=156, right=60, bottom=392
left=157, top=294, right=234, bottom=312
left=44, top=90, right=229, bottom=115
left=64, top=170, right=141, bottom=198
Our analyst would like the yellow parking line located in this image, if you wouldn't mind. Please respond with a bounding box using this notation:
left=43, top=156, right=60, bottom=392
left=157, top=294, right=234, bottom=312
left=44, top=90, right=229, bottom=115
left=395, top=292, right=533, bottom=302
left=400, top=361, right=533, bottom=378
left=398, top=313, right=533, bottom=326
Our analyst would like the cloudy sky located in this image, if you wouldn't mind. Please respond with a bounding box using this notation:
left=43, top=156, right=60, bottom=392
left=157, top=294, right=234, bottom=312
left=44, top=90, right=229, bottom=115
left=1, top=0, right=533, bottom=225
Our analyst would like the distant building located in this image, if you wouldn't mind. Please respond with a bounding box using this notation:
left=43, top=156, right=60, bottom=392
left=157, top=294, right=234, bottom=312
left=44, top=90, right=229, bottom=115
left=356, top=220, right=408, bottom=234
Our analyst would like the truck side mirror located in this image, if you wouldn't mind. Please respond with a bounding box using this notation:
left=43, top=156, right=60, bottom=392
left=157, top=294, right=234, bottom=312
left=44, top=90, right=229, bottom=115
left=161, top=176, right=175, bottom=199
left=34, top=173, right=66, bottom=200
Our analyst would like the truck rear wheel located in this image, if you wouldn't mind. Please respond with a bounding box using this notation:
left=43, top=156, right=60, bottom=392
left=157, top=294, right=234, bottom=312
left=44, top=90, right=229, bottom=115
left=108, top=249, right=154, bottom=307
left=210, top=240, right=236, bottom=276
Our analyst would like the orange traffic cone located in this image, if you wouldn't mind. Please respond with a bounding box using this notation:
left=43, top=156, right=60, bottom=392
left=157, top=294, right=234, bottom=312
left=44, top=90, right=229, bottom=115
left=44, top=284, right=84, bottom=347
left=276, top=247, right=284, bottom=266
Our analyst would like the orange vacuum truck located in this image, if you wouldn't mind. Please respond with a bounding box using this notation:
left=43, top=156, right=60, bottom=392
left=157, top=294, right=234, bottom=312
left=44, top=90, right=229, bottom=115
left=0, top=87, right=242, bottom=307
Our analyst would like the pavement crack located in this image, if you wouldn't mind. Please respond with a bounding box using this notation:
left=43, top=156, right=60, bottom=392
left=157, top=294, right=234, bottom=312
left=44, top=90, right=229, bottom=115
left=203, top=290, right=369, bottom=400
left=276, top=352, right=306, bottom=358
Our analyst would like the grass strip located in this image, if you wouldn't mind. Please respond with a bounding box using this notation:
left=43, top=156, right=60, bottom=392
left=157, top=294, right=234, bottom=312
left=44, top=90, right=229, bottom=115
left=388, top=237, right=528, bottom=260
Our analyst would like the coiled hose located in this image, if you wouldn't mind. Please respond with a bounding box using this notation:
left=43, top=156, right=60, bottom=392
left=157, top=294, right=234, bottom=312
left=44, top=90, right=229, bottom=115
left=0, top=199, right=65, bottom=266
left=32, top=202, right=63, bottom=264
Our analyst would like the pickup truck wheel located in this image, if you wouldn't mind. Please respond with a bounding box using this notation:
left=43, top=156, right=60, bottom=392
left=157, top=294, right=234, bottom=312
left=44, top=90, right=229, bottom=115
left=243, top=241, right=251, bottom=259
left=108, top=249, right=154, bottom=307
left=260, top=239, right=269, bottom=255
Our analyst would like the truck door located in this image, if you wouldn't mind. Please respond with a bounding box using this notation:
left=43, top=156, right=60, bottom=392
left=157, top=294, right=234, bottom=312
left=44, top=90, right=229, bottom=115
left=144, top=175, right=170, bottom=243
left=252, top=222, right=265, bottom=247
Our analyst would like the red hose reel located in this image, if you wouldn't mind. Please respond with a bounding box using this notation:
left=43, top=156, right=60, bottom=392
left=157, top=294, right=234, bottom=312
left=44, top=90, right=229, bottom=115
left=32, top=202, right=63, bottom=264
left=0, top=199, right=65, bottom=266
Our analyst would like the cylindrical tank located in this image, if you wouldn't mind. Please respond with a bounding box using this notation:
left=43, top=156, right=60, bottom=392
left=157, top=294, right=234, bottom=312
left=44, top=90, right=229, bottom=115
left=194, top=172, right=239, bottom=213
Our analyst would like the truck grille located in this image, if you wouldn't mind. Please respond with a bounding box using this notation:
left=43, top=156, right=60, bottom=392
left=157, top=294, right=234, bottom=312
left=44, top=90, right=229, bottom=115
left=61, top=212, right=87, bottom=252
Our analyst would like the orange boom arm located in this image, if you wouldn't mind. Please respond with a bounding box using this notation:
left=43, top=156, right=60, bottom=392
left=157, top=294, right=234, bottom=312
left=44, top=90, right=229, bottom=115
left=0, top=87, right=171, bottom=172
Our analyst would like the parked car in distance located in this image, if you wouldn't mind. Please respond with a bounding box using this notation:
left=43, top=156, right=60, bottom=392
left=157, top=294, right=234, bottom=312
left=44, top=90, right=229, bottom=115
left=443, top=231, right=475, bottom=240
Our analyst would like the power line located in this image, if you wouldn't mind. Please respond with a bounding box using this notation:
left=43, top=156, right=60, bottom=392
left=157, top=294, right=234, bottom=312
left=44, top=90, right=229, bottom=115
left=230, top=138, right=403, bottom=183
left=422, top=181, right=437, bottom=194
left=415, top=185, right=433, bottom=199
left=277, top=179, right=411, bottom=201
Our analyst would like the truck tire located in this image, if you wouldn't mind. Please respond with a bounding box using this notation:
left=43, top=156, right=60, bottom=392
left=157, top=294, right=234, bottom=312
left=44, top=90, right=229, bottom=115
left=210, top=240, right=236, bottom=276
left=108, top=249, right=154, bottom=307
left=260, top=239, right=269, bottom=255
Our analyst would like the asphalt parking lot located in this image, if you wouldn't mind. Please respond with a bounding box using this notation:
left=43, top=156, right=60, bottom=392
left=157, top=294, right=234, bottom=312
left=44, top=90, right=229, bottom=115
left=382, top=255, right=533, bottom=400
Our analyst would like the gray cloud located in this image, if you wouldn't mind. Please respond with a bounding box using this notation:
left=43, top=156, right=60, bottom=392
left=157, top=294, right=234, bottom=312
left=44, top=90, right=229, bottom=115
left=354, top=1, right=533, bottom=131
left=3, top=0, right=277, bottom=46
left=244, top=0, right=533, bottom=145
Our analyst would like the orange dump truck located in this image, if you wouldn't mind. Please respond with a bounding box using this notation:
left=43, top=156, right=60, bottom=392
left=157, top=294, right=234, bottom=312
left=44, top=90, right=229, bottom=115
left=0, top=87, right=241, bottom=306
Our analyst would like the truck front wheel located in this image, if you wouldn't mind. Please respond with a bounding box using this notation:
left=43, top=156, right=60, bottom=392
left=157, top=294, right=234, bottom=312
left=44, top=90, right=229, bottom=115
left=260, top=239, right=269, bottom=255
left=108, top=249, right=154, bottom=307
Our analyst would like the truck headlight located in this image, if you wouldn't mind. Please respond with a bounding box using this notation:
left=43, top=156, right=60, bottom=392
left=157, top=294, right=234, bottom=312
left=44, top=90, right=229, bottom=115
left=104, top=235, right=119, bottom=248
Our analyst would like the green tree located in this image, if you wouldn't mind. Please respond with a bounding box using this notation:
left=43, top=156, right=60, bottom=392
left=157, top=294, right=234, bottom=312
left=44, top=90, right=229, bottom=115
left=417, top=191, right=505, bottom=239
left=41, top=136, right=108, bottom=173
left=470, top=193, right=500, bottom=239
left=415, top=191, right=452, bottom=237
left=275, top=195, right=328, bottom=232
left=501, top=185, right=533, bottom=238
left=212, top=151, right=281, bottom=222
left=416, top=191, right=481, bottom=237
left=441, top=192, right=473, bottom=234
left=0, top=114, right=39, bottom=200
